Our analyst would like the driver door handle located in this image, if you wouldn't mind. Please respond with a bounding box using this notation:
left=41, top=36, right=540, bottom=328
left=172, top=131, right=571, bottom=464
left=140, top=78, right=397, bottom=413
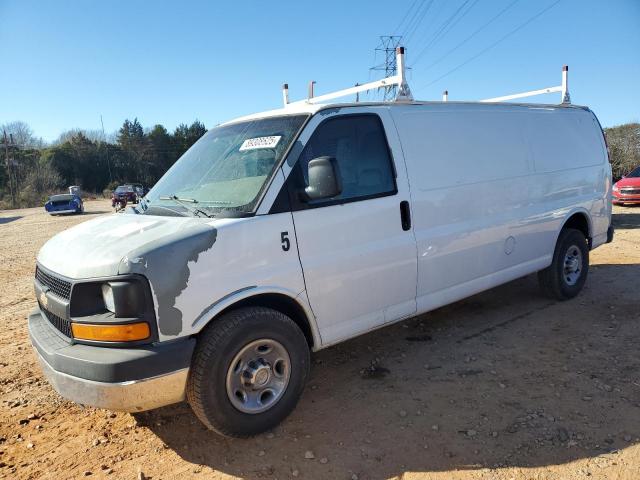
left=400, top=200, right=411, bottom=231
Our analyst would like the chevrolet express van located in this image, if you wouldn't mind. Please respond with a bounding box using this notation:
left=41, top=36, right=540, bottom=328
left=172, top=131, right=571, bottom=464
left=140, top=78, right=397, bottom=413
left=29, top=101, right=614, bottom=437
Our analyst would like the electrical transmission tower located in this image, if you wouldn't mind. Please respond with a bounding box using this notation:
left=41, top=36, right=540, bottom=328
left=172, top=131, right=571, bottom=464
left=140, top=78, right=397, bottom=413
left=370, top=35, right=403, bottom=101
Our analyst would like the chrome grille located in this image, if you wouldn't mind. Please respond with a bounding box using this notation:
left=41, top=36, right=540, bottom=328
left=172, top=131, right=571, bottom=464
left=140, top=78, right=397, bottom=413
left=39, top=303, right=72, bottom=338
left=35, top=266, right=71, bottom=300
left=620, top=188, right=640, bottom=195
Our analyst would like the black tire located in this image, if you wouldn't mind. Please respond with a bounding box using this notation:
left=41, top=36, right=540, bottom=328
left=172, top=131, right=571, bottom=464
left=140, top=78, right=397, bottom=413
left=186, top=307, right=310, bottom=437
left=538, top=228, right=589, bottom=300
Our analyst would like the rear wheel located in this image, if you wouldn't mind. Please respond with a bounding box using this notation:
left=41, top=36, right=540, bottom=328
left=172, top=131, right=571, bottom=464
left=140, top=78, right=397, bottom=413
left=538, top=228, right=589, bottom=300
left=186, top=307, right=310, bottom=437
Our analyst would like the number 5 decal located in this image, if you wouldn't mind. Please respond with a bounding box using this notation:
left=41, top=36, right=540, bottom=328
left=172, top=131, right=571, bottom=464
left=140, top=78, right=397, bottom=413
left=281, top=231, right=290, bottom=251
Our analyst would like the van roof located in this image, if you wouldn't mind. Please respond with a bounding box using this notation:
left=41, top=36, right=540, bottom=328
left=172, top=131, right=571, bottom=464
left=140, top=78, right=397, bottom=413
left=222, top=100, right=590, bottom=126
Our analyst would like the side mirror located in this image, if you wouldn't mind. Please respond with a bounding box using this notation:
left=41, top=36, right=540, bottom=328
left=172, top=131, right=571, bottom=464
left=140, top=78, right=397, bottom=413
left=304, top=156, right=342, bottom=201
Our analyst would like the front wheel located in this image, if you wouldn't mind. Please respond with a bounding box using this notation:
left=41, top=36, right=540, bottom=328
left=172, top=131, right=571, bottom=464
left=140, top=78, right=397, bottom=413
left=538, top=228, right=589, bottom=300
left=186, top=307, right=310, bottom=437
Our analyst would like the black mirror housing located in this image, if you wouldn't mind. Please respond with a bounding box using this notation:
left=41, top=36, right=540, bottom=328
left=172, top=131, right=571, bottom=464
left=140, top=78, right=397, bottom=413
left=304, top=156, right=342, bottom=201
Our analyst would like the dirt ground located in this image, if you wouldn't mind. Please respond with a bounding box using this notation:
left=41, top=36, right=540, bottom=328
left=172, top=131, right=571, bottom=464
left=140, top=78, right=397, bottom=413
left=0, top=199, right=639, bottom=480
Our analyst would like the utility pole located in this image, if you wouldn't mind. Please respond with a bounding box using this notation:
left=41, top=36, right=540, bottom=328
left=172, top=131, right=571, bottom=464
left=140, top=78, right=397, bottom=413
left=100, top=115, right=113, bottom=184
left=3, top=130, right=16, bottom=207
left=370, top=35, right=404, bottom=101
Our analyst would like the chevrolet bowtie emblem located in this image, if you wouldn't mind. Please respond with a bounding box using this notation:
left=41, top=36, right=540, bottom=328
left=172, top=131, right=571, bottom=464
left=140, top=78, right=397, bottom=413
left=39, top=291, right=48, bottom=308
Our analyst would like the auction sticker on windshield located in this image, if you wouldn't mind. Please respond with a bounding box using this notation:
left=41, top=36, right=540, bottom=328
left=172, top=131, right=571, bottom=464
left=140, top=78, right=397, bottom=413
left=239, top=136, right=282, bottom=151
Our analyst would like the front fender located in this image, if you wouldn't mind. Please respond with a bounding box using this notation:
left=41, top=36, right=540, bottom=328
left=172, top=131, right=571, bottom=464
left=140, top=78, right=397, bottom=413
left=190, top=286, right=322, bottom=350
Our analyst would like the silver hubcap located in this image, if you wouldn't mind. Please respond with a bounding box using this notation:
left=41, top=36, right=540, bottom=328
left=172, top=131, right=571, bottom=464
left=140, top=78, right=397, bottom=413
left=563, top=245, right=583, bottom=286
left=225, top=339, right=291, bottom=414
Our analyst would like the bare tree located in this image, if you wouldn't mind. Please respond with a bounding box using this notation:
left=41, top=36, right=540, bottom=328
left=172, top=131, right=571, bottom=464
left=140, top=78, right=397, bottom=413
left=605, top=123, right=640, bottom=180
left=55, top=128, right=106, bottom=145
left=18, top=159, right=63, bottom=206
left=0, top=121, right=44, bottom=148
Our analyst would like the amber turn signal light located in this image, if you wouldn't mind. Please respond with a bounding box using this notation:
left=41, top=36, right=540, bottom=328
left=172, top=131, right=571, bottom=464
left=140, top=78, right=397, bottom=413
left=71, top=322, right=150, bottom=342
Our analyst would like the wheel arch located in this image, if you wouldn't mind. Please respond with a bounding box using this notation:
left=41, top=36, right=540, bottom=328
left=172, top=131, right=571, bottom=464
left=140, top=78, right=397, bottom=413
left=559, top=209, right=592, bottom=248
left=192, top=287, right=320, bottom=350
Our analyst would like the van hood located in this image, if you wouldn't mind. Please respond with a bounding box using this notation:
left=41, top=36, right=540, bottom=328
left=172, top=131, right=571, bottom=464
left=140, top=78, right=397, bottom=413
left=37, top=213, right=218, bottom=279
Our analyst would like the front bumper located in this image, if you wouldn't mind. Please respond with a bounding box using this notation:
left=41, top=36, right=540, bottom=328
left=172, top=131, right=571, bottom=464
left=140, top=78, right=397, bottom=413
left=47, top=208, right=78, bottom=214
left=28, top=308, right=195, bottom=412
left=34, top=350, right=189, bottom=412
left=612, top=195, right=640, bottom=204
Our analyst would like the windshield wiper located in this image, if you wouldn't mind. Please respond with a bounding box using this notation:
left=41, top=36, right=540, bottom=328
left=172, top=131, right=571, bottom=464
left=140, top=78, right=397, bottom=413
left=159, top=195, right=214, bottom=218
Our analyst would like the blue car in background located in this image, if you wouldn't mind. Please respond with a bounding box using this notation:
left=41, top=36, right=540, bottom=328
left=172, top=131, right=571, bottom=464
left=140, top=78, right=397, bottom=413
left=44, top=193, right=84, bottom=215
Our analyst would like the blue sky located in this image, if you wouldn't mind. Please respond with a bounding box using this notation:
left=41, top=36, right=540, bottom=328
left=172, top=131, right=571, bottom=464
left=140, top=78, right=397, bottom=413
left=1, top=0, right=638, bottom=142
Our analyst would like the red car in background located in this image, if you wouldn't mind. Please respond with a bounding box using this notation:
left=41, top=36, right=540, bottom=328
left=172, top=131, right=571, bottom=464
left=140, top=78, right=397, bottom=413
left=612, top=166, right=640, bottom=205
left=111, top=185, right=137, bottom=208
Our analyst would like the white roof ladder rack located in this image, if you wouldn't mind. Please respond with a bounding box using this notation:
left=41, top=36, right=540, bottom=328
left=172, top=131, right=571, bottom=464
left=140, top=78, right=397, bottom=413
left=443, top=65, right=571, bottom=104
left=283, top=47, right=413, bottom=107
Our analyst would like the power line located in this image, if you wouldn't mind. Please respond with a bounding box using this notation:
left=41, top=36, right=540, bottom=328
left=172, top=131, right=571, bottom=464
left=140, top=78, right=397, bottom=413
left=418, top=0, right=521, bottom=73
left=426, top=0, right=480, bottom=53
left=403, top=0, right=435, bottom=46
left=417, top=0, right=563, bottom=90
left=399, top=0, right=425, bottom=39
left=407, top=0, right=462, bottom=53
left=394, top=0, right=421, bottom=35
left=411, top=0, right=478, bottom=67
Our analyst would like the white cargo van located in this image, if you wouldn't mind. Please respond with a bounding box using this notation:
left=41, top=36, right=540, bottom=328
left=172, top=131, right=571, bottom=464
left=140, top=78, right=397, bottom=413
left=29, top=57, right=613, bottom=437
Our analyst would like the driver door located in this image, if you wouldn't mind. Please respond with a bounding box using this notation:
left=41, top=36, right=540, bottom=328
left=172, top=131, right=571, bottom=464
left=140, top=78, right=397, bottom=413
left=283, top=108, right=417, bottom=346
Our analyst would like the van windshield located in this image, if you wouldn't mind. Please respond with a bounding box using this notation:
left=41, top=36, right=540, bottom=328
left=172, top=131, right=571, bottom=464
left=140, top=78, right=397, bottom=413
left=144, top=115, right=308, bottom=217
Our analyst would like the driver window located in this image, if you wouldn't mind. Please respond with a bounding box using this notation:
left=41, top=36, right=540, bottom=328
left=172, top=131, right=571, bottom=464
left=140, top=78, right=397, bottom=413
left=295, top=114, right=396, bottom=205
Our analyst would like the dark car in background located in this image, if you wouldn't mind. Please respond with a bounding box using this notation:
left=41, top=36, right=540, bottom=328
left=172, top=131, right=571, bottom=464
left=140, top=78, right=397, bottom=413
left=111, top=185, right=137, bottom=207
left=125, top=183, right=144, bottom=192
left=44, top=193, right=84, bottom=215
left=125, top=183, right=147, bottom=202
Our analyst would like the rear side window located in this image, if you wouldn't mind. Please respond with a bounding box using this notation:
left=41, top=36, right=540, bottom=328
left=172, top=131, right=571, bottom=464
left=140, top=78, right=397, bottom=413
left=294, top=114, right=396, bottom=205
left=526, top=110, right=605, bottom=173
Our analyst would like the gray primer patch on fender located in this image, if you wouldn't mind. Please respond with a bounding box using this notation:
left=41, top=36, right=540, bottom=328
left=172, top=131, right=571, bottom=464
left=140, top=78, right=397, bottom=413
left=119, top=223, right=217, bottom=336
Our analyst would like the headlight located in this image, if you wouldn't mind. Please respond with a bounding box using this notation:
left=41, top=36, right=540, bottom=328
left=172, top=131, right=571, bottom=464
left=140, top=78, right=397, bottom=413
left=612, top=184, right=619, bottom=191
left=69, top=278, right=153, bottom=344
left=102, top=284, right=115, bottom=312
left=99, top=281, right=146, bottom=316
